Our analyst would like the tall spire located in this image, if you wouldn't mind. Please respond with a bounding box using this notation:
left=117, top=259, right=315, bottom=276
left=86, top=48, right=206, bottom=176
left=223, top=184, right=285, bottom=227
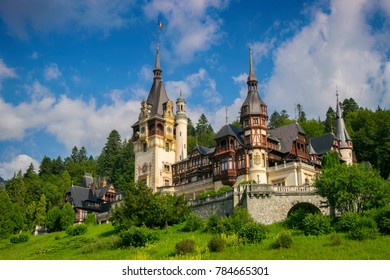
left=153, top=43, right=162, bottom=80
left=247, top=48, right=258, bottom=91
left=335, top=90, right=351, bottom=147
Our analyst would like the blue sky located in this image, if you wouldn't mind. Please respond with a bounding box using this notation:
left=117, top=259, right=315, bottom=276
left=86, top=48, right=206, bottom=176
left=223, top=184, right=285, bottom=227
left=0, top=0, right=390, bottom=179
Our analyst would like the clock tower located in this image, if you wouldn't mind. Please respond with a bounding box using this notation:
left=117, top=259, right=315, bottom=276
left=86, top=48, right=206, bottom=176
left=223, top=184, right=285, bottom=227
left=132, top=44, right=176, bottom=191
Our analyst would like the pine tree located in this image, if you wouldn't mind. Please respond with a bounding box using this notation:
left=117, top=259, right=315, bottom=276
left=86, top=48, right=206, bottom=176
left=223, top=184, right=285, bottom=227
left=35, top=194, right=47, bottom=226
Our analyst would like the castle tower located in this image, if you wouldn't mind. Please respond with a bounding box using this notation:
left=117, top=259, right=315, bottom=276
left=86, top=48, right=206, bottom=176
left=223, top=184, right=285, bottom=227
left=132, top=44, right=176, bottom=191
left=175, top=92, right=188, bottom=162
left=240, top=48, right=269, bottom=183
left=335, top=92, right=353, bottom=165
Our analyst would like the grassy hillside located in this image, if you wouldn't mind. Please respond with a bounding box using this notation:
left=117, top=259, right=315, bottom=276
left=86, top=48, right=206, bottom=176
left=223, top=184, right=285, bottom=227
left=1, top=222, right=389, bottom=260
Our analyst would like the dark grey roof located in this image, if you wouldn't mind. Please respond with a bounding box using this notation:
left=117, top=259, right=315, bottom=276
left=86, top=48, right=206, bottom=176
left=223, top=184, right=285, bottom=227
left=214, top=124, right=244, bottom=145
left=146, top=79, right=169, bottom=117
left=67, top=185, right=113, bottom=211
left=192, top=145, right=215, bottom=155
left=310, top=133, right=336, bottom=155
left=269, top=123, right=306, bottom=153
left=240, top=91, right=266, bottom=116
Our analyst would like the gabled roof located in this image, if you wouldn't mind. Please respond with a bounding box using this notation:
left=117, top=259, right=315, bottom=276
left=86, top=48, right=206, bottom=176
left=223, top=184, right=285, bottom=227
left=269, top=122, right=306, bottom=153
left=310, top=133, right=336, bottom=155
left=214, top=124, right=244, bottom=145
left=67, top=185, right=115, bottom=211
left=191, top=145, right=215, bottom=156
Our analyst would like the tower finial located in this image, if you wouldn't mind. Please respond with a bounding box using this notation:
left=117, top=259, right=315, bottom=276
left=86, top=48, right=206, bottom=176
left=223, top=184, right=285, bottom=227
left=248, top=48, right=257, bottom=82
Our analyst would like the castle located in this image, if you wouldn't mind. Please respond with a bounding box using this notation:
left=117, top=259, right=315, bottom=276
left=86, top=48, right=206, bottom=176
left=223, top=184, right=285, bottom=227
left=131, top=44, right=354, bottom=200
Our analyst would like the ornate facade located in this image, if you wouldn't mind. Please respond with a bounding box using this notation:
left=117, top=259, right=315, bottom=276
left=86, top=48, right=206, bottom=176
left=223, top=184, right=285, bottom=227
left=132, top=46, right=354, bottom=198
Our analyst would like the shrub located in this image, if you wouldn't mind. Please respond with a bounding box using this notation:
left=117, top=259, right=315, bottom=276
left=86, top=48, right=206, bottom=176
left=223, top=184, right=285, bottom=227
left=182, top=214, right=204, bottom=232
left=370, top=206, right=390, bottom=235
left=66, top=224, right=88, bottom=236
left=10, top=233, right=30, bottom=244
left=206, top=214, right=222, bottom=233
left=208, top=237, right=226, bottom=252
left=330, top=233, right=342, bottom=246
left=175, top=239, right=195, bottom=255
left=336, top=212, right=378, bottom=240
left=199, top=190, right=217, bottom=198
left=217, top=186, right=232, bottom=194
left=238, top=223, right=267, bottom=244
left=302, top=213, right=332, bottom=236
left=348, top=226, right=378, bottom=241
left=84, top=213, right=96, bottom=225
left=275, top=230, right=293, bottom=248
left=285, top=203, right=320, bottom=230
left=230, top=207, right=254, bottom=233
left=120, top=227, right=158, bottom=248
left=336, top=212, right=361, bottom=232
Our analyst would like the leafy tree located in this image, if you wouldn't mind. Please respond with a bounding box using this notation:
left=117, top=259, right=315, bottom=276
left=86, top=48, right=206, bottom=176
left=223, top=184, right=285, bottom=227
left=195, top=113, right=215, bottom=148
left=324, top=106, right=336, bottom=133
left=46, top=203, right=74, bottom=232
left=299, top=118, right=325, bottom=138
left=315, top=163, right=386, bottom=216
left=46, top=206, right=62, bottom=232
left=112, top=181, right=190, bottom=230
left=269, top=110, right=292, bottom=128
left=296, top=104, right=307, bottom=123
left=97, top=130, right=122, bottom=184
left=0, top=190, right=18, bottom=237
left=6, top=171, right=26, bottom=208
left=35, top=194, right=47, bottom=226
left=187, top=117, right=196, bottom=136
left=341, top=97, right=359, bottom=118
left=231, top=119, right=242, bottom=129
left=346, top=108, right=390, bottom=179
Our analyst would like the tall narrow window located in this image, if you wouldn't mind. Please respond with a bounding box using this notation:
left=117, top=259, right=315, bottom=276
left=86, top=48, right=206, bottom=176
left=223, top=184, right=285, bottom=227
left=165, top=142, right=169, bottom=152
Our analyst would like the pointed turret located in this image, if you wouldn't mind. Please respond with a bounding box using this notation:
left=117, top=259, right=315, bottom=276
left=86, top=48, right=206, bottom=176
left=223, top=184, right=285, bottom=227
left=335, top=93, right=352, bottom=148
left=335, top=92, right=353, bottom=164
left=241, top=48, right=266, bottom=118
left=146, top=43, right=169, bottom=117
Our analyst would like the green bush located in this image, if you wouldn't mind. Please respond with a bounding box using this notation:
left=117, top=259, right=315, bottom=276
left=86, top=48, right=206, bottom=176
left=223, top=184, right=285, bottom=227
left=285, top=203, right=321, bottom=230
left=217, top=186, right=232, bottom=194
left=206, top=214, right=223, bottom=233
left=66, top=224, right=88, bottom=236
left=275, top=230, right=293, bottom=248
left=336, top=212, right=361, bottom=232
left=208, top=237, right=226, bottom=252
left=182, top=214, right=204, bottom=232
left=336, top=212, right=378, bottom=240
left=84, top=213, right=96, bottom=225
left=370, top=206, right=390, bottom=235
left=120, top=227, right=158, bottom=248
left=10, top=233, right=30, bottom=244
left=348, top=226, right=378, bottom=241
left=175, top=239, right=195, bottom=255
left=238, top=223, right=267, bottom=244
left=199, top=190, right=217, bottom=198
left=302, top=213, right=332, bottom=236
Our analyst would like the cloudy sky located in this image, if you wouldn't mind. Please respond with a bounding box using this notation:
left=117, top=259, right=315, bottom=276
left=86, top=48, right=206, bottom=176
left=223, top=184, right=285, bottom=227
left=0, top=0, right=389, bottom=179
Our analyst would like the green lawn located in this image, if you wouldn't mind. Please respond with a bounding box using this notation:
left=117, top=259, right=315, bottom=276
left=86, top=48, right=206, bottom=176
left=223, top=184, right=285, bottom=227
left=1, top=223, right=389, bottom=260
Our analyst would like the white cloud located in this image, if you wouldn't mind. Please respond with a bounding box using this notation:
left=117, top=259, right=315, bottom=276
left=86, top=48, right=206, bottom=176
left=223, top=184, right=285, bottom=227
left=44, top=63, right=62, bottom=81
left=165, top=68, right=222, bottom=103
left=261, top=0, right=390, bottom=119
left=0, top=0, right=135, bottom=39
left=0, top=82, right=141, bottom=155
left=0, top=154, right=39, bottom=179
left=143, top=0, right=227, bottom=64
left=0, top=58, right=17, bottom=89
